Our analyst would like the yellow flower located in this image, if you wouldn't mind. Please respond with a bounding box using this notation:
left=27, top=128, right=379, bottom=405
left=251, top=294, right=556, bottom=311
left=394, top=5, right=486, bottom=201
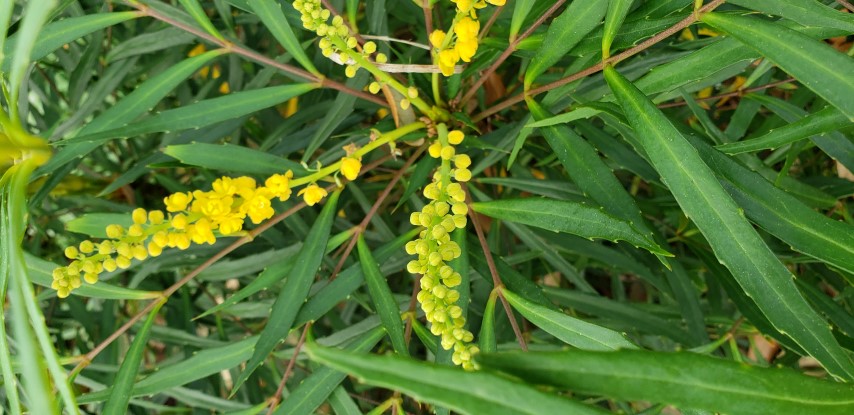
left=164, top=192, right=192, bottom=212
left=242, top=191, right=275, bottom=224
left=448, top=130, right=465, bottom=145
left=298, top=184, right=328, bottom=206
left=265, top=171, right=294, bottom=201
left=430, top=30, right=446, bottom=48
left=454, top=17, right=480, bottom=41
left=456, top=39, right=478, bottom=62
left=340, top=156, right=362, bottom=181
left=217, top=215, right=244, bottom=235
left=487, top=0, right=505, bottom=5
left=438, top=49, right=459, bottom=77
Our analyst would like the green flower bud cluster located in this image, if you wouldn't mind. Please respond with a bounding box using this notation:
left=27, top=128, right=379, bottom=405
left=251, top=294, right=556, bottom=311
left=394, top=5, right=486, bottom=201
left=405, top=127, right=479, bottom=369
left=292, top=0, right=385, bottom=79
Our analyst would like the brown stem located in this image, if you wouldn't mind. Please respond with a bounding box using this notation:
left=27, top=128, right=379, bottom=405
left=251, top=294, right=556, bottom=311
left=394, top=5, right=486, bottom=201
left=328, top=146, right=425, bottom=282
left=837, top=0, right=854, bottom=12
left=460, top=0, right=566, bottom=105
left=266, top=322, right=312, bottom=415
left=422, top=0, right=433, bottom=36
left=472, top=0, right=728, bottom=122
left=462, top=184, right=527, bottom=351
left=656, top=78, right=796, bottom=109
left=479, top=5, right=505, bottom=42
left=124, top=1, right=386, bottom=107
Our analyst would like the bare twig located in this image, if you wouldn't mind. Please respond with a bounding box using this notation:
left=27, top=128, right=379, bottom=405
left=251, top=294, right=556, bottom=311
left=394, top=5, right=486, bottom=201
left=460, top=0, right=566, bottom=104
left=656, top=78, right=796, bottom=109
left=124, top=1, right=386, bottom=107
left=837, top=0, right=854, bottom=12
left=266, top=322, right=312, bottom=415
left=422, top=0, right=433, bottom=36
left=473, top=0, right=728, bottom=121
left=479, top=5, right=505, bottom=42
left=462, top=184, right=527, bottom=351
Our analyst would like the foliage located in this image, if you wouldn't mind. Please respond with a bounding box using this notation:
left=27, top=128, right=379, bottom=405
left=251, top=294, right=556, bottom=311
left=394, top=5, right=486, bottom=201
left=2, top=0, right=854, bottom=414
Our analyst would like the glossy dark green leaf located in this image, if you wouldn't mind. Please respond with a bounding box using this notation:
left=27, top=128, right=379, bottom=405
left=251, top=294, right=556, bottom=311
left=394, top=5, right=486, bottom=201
left=164, top=143, right=306, bottom=175
left=478, top=350, right=854, bottom=415
left=717, top=106, right=851, bottom=155
left=605, top=65, right=854, bottom=380
left=471, top=198, right=670, bottom=257
left=357, top=235, right=408, bottom=356
left=702, top=12, right=854, bottom=120
left=306, top=345, right=610, bottom=415
left=503, top=288, right=638, bottom=351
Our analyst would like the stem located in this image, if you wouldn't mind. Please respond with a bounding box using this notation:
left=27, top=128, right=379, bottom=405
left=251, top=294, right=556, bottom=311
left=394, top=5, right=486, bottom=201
left=459, top=0, right=566, bottom=104
left=266, top=322, right=312, bottom=415
left=657, top=78, right=796, bottom=109
left=472, top=0, right=728, bottom=121
left=123, top=1, right=386, bottom=107
left=837, top=0, right=854, bottom=11
left=290, top=121, right=426, bottom=187
left=462, top=184, right=528, bottom=351
left=331, top=37, right=435, bottom=117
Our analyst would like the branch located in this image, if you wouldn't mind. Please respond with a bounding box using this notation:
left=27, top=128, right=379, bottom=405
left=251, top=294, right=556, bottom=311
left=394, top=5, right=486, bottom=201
left=473, top=0, right=728, bottom=122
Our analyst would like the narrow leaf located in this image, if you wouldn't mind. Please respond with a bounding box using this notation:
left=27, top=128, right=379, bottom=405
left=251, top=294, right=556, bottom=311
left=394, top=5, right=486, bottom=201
left=306, top=345, right=610, bottom=415
left=503, top=288, right=638, bottom=351
left=248, top=0, right=319, bottom=74
left=478, top=350, right=854, bottom=415
left=605, top=65, right=854, bottom=380
left=701, top=12, right=854, bottom=120
left=717, top=106, right=851, bottom=155
left=103, top=302, right=164, bottom=414
left=471, top=198, right=670, bottom=256
left=233, top=191, right=340, bottom=393
left=357, top=235, right=408, bottom=356
left=164, top=143, right=306, bottom=175
left=603, top=0, right=635, bottom=58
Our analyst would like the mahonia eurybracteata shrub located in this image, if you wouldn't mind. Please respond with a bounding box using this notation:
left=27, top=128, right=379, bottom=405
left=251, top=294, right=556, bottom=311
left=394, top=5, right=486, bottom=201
left=54, top=0, right=500, bottom=371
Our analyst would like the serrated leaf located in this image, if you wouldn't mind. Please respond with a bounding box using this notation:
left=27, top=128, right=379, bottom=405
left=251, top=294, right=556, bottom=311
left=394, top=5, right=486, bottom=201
left=471, top=198, right=670, bottom=256
left=503, top=288, right=638, bottom=351
left=605, top=65, right=854, bottom=380
left=701, top=12, right=854, bottom=120
left=232, top=191, right=340, bottom=393
left=306, top=345, right=610, bottom=415
left=478, top=350, right=854, bottom=415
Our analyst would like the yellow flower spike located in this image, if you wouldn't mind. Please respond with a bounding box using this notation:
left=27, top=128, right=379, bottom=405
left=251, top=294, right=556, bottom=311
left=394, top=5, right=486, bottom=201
left=244, top=192, right=275, bottom=224
left=127, top=224, right=144, bottom=237
left=428, top=142, right=443, bottom=158
left=440, top=145, right=456, bottom=160
left=132, top=208, right=147, bottom=224
left=298, top=183, right=328, bottom=206
left=454, top=168, right=472, bottom=182
left=116, top=256, right=132, bottom=269
left=429, top=30, right=446, bottom=48
left=340, top=156, right=362, bottom=181
left=164, top=192, right=192, bottom=212
left=171, top=214, right=188, bottom=230
left=455, top=39, right=478, bottom=62
left=454, top=154, right=471, bottom=169
left=148, top=242, right=163, bottom=257
left=438, top=49, right=459, bottom=76
left=454, top=17, right=480, bottom=40
left=218, top=216, right=244, bottom=235
left=448, top=130, right=465, bottom=145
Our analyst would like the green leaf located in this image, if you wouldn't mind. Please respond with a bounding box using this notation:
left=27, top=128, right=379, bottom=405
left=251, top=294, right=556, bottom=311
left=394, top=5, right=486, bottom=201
left=701, top=12, right=854, bottom=120
left=164, top=143, right=306, bottom=175
left=395, top=154, right=438, bottom=211
left=687, top=136, right=854, bottom=276
left=524, top=0, right=608, bottom=88
left=503, top=288, right=638, bottom=351
left=57, top=83, right=318, bottom=146
left=357, top=235, right=408, bottom=356
left=717, top=106, right=851, bottom=155
left=103, top=302, right=164, bottom=414
left=38, top=49, right=227, bottom=174
left=605, top=65, right=854, bottom=380
left=65, top=213, right=132, bottom=238
left=727, top=0, right=854, bottom=33
left=305, top=345, right=610, bottom=415
left=179, top=0, right=225, bottom=40
left=471, top=198, right=670, bottom=257
left=478, top=290, right=498, bottom=354
left=509, top=0, right=537, bottom=41
left=478, top=350, right=854, bottom=415
left=1, top=12, right=140, bottom=72
left=233, top=191, right=340, bottom=393
left=7, top=0, right=57, bottom=121
left=248, top=0, right=318, bottom=75
left=603, top=0, right=635, bottom=58
left=274, top=327, right=386, bottom=415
